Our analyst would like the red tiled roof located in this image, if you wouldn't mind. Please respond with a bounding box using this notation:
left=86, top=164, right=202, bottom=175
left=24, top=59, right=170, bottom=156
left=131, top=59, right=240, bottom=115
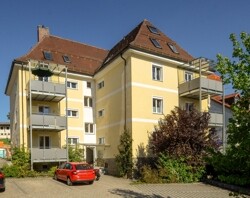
left=16, top=36, right=109, bottom=75
left=100, top=19, right=194, bottom=70
left=15, top=19, right=194, bottom=75
left=212, top=93, right=240, bottom=108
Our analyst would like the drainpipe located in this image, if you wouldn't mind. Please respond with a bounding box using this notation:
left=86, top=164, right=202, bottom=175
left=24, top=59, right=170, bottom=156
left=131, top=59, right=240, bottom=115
left=65, top=66, right=69, bottom=161
left=28, top=60, right=33, bottom=170
left=120, top=53, right=127, bottom=130
left=21, top=63, right=24, bottom=149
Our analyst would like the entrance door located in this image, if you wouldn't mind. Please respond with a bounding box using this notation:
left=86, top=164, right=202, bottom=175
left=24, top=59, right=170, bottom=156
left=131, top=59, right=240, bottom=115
left=86, top=147, right=94, bottom=164
left=39, top=136, right=50, bottom=149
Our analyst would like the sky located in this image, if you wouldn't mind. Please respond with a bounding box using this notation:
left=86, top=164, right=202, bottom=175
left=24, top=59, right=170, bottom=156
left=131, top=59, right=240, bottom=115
left=0, top=0, right=249, bottom=122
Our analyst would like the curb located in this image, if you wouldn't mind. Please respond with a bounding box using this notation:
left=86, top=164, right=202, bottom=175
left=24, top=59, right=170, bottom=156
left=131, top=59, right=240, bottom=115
left=203, top=179, right=250, bottom=196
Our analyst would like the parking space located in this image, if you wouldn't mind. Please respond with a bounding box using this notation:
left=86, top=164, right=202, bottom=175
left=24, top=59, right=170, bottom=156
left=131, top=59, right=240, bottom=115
left=1, top=175, right=241, bottom=198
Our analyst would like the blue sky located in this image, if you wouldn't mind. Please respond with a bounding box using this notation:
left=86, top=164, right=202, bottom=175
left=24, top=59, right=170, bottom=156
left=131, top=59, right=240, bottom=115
left=0, top=0, right=249, bottom=121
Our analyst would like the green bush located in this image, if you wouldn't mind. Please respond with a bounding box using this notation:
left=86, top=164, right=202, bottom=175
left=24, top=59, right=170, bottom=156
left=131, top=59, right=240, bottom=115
left=158, top=154, right=204, bottom=183
left=140, top=165, right=162, bottom=183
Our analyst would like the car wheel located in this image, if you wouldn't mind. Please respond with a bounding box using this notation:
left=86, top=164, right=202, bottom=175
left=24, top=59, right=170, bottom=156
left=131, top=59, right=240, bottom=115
left=67, top=177, right=72, bottom=186
left=0, top=188, right=5, bottom=192
left=54, top=173, right=58, bottom=180
left=89, top=181, right=94, bottom=185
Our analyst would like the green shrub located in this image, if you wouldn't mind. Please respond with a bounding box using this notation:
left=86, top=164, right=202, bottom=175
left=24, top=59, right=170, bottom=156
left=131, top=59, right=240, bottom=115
left=140, top=165, right=162, bottom=183
left=157, top=154, right=204, bottom=183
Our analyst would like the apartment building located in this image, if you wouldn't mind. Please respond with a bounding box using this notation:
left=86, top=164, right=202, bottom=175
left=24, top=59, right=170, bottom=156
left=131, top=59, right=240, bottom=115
left=5, top=20, right=223, bottom=172
left=0, top=122, right=10, bottom=139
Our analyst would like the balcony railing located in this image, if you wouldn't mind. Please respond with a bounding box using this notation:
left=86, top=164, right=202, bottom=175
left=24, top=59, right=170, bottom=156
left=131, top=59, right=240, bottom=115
left=30, top=80, right=66, bottom=102
left=31, top=114, right=66, bottom=131
left=31, top=148, right=67, bottom=162
left=209, top=112, right=223, bottom=126
left=179, top=77, right=222, bottom=99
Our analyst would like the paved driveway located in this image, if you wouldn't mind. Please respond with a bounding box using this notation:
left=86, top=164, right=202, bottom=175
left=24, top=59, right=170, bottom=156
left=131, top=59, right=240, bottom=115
left=1, top=175, right=243, bottom=198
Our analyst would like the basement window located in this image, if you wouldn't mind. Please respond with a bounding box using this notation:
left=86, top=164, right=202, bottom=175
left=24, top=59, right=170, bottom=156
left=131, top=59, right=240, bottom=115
left=147, top=25, right=159, bottom=34
left=150, top=38, right=162, bottom=49
left=167, top=43, right=179, bottom=54
left=43, top=51, right=53, bottom=60
left=63, top=55, right=71, bottom=63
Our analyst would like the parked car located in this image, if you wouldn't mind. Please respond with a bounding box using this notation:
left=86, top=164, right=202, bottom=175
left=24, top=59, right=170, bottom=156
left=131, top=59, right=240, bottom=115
left=94, top=168, right=101, bottom=181
left=0, top=170, right=5, bottom=192
left=54, top=162, right=95, bottom=186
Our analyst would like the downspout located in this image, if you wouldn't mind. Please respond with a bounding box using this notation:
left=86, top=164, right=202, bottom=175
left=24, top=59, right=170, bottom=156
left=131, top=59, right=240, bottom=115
left=120, top=53, right=127, bottom=130
left=28, top=60, right=33, bottom=170
left=65, top=66, right=69, bottom=161
left=21, top=63, right=24, bottom=149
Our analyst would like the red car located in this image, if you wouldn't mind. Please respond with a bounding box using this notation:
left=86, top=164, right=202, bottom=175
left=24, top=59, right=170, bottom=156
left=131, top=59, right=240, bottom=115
left=54, top=162, right=95, bottom=186
left=0, top=170, right=5, bottom=192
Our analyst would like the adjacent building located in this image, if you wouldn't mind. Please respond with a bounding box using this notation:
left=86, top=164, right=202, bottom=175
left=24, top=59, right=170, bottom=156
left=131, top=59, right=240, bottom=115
left=5, top=20, right=223, bottom=173
left=0, top=122, right=11, bottom=140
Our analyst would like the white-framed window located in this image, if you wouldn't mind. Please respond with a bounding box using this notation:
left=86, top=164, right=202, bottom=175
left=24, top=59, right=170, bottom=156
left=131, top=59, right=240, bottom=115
left=38, top=106, right=50, bottom=114
left=185, top=103, right=194, bottom=111
left=185, top=71, right=193, bottom=82
left=67, top=81, right=78, bottom=89
left=152, top=65, right=163, bottom=81
left=67, top=109, right=78, bottom=117
left=84, top=97, right=93, bottom=107
left=39, top=136, right=50, bottom=149
left=153, top=97, right=163, bottom=114
left=85, top=123, right=94, bottom=134
left=87, top=82, right=91, bottom=88
left=98, top=109, right=104, bottom=117
left=97, top=81, right=104, bottom=89
left=98, top=137, right=105, bottom=145
left=68, top=137, right=78, bottom=145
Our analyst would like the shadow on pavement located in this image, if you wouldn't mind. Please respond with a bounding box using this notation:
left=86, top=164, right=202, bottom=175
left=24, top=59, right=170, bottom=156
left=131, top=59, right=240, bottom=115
left=109, top=188, right=169, bottom=198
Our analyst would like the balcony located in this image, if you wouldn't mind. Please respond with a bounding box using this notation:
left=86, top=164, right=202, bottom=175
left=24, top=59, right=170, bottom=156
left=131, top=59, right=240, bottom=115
left=179, top=77, right=222, bottom=99
left=30, top=80, right=66, bottom=102
left=31, top=148, right=67, bottom=162
left=209, top=112, right=223, bottom=126
left=31, top=114, right=66, bottom=131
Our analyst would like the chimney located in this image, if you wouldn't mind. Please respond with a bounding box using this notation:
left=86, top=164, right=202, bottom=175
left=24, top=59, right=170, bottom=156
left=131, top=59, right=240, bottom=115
left=37, top=25, right=49, bottom=42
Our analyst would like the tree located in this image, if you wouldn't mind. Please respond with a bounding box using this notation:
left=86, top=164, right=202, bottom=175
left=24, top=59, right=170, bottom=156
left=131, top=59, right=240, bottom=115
left=150, top=107, right=218, bottom=167
left=210, top=32, right=250, bottom=185
left=115, top=129, right=133, bottom=178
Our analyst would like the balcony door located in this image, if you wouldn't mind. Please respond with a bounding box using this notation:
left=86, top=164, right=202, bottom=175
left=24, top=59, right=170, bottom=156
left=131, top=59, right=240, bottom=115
left=39, top=136, right=50, bottom=149
left=39, top=106, right=50, bottom=115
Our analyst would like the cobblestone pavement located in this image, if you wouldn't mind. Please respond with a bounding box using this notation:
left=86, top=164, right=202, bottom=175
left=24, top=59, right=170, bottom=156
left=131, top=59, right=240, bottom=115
left=1, top=175, right=248, bottom=198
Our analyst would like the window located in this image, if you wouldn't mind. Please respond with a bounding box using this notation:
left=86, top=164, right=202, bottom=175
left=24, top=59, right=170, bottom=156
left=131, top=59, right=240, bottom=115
left=98, top=81, right=104, bottom=89
left=85, top=123, right=94, bottom=134
left=98, top=137, right=105, bottom=145
left=150, top=38, right=162, bottom=48
left=38, top=76, right=49, bottom=82
left=153, top=98, right=163, bottom=114
left=185, top=103, right=194, bottom=111
left=152, top=65, right=162, bottom=81
left=39, top=106, right=50, bottom=114
left=39, top=136, right=50, bottom=149
left=147, top=25, right=159, bottom=34
left=67, top=110, right=78, bottom=117
left=6, top=127, right=9, bottom=130
left=98, top=109, right=104, bottom=117
left=87, top=82, right=91, bottom=88
left=62, top=55, right=71, bottom=63
left=167, top=43, right=179, bottom=54
left=185, top=72, right=193, bottom=82
left=84, top=97, right=93, bottom=107
left=43, top=51, right=53, bottom=60
left=68, top=138, right=78, bottom=145
left=67, top=81, right=78, bottom=89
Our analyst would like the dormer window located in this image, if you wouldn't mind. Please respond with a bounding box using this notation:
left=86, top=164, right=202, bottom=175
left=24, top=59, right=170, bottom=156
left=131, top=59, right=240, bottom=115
left=147, top=25, right=159, bottom=34
left=43, top=51, right=53, bottom=60
left=150, top=38, right=162, bottom=49
left=63, top=55, right=71, bottom=63
left=167, top=43, right=179, bottom=54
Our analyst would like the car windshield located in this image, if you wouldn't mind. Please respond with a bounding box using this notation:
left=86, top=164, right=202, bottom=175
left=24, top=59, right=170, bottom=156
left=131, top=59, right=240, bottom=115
left=75, top=164, right=92, bottom=170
